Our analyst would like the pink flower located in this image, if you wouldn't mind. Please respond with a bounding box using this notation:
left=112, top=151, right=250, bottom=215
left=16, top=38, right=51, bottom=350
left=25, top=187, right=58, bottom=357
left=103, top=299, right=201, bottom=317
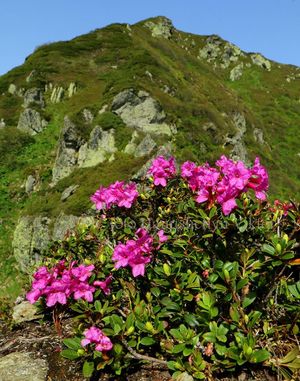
left=112, top=228, right=153, bottom=277
left=248, top=157, right=269, bottom=200
left=157, top=230, right=168, bottom=243
left=91, top=181, right=138, bottom=210
left=94, top=275, right=112, bottom=295
left=71, top=264, right=95, bottom=281
left=148, top=156, right=176, bottom=186
left=81, top=326, right=113, bottom=352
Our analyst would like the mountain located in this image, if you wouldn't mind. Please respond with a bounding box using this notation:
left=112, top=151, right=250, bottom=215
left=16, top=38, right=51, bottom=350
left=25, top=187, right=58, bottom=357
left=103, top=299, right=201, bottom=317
left=0, top=16, right=299, bottom=299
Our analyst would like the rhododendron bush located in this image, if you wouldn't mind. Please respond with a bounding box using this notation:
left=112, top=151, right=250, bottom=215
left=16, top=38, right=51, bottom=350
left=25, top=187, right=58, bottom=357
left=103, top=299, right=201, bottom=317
left=26, top=156, right=300, bottom=380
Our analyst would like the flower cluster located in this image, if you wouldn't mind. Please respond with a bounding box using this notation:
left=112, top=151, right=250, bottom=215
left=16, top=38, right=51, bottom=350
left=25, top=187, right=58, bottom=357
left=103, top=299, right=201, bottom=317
left=148, top=156, right=176, bottom=186
left=270, top=199, right=295, bottom=216
left=91, top=181, right=138, bottom=210
left=112, top=228, right=154, bottom=277
left=81, top=326, right=113, bottom=352
left=26, top=261, right=96, bottom=307
left=181, top=155, right=269, bottom=215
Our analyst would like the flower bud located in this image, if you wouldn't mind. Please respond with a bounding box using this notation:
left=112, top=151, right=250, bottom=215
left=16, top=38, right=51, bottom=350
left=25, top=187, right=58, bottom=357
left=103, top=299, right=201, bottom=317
left=126, top=326, right=135, bottom=335
left=145, top=322, right=155, bottom=332
left=276, top=243, right=282, bottom=254
left=77, top=349, right=85, bottom=355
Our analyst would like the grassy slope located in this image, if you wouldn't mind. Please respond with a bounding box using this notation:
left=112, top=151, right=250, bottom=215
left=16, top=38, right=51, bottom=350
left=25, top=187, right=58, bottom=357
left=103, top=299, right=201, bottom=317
left=0, top=18, right=299, bottom=298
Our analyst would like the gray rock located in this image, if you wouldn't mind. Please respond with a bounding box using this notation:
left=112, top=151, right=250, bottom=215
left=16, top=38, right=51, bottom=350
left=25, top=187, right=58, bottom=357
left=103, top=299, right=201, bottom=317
left=224, top=112, right=248, bottom=163
left=0, top=118, right=5, bottom=128
left=12, top=216, right=51, bottom=272
left=250, top=53, right=271, bottom=71
left=135, top=134, right=157, bottom=157
left=202, top=122, right=217, bottom=132
left=145, top=17, right=173, bottom=39
left=52, top=116, right=84, bottom=183
left=8, top=83, right=17, bottom=95
left=112, top=89, right=172, bottom=135
left=23, top=88, right=45, bottom=108
left=230, top=63, right=244, bottom=81
left=44, top=82, right=53, bottom=92
left=78, top=126, right=117, bottom=168
left=17, top=108, right=48, bottom=135
left=0, top=352, right=48, bottom=381
left=50, top=86, right=64, bottom=103
left=12, top=301, right=42, bottom=324
left=25, top=175, right=37, bottom=193
left=253, top=128, right=265, bottom=144
left=61, top=184, right=79, bottom=201
left=82, top=108, right=94, bottom=123
left=68, top=82, right=77, bottom=98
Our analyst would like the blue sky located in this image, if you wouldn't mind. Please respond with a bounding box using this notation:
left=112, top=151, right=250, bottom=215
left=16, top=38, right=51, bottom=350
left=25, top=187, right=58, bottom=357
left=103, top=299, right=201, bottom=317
left=1, top=0, right=299, bottom=75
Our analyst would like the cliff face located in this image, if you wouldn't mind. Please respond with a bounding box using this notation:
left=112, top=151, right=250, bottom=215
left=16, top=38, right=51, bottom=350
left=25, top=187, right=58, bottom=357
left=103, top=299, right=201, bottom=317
left=0, top=16, right=300, bottom=298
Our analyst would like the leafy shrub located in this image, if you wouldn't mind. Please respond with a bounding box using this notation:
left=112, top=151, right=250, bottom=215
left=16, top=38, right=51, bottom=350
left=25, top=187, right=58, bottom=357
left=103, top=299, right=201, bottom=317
left=26, top=155, right=300, bottom=380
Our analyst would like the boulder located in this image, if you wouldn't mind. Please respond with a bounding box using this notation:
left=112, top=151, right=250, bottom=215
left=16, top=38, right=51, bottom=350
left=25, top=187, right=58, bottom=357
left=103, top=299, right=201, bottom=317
left=23, top=88, right=45, bottom=108
left=52, top=214, right=95, bottom=241
left=230, top=63, right=244, bottom=81
left=111, top=89, right=172, bottom=135
left=50, top=86, right=64, bottom=103
left=0, top=352, right=48, bottom=381
left=145, top=17, right=173, bottom=39
left=82, top=108, right=94, bottom=123
left=78, top=126, right=117, bottom=168
left=250, top=53, right=271, bottom=71
left=0, top=118, right=5, bottom=128
left=198, top=36, right=222, bottom=61
left=17, top=108, right=48, bottom=135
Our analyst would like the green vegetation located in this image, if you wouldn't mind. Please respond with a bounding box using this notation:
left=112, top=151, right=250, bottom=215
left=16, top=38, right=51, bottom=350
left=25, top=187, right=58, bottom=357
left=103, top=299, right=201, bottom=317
left=0, top=17, right=299, bottom=300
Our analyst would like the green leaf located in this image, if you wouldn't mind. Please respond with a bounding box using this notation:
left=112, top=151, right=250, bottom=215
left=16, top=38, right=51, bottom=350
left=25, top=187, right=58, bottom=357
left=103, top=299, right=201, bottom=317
left=61, top=349, right=80, bottom=360
left=184, top=314, right=199, bottom=327
left=63, top=337, right=82, bottom=350
left=250, top=349, right=271, bottom=363
left=172, top=343, right=186, bottom=353
left=262, top=244, right=275, bottom=256
left=83, top=361, right=94, bottom=377
left=242, top=292, right=256, bottom=308
left=140, top=337, right=156, bottom=346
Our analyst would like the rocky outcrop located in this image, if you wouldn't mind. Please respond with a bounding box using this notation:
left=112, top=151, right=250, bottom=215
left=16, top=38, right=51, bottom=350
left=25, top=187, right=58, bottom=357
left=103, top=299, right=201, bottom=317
left=111, top=89, right=173, bottom=136
left=198, top=37, right=243, bottom=69
left=17, top=108, right=48, bottom=135
left=230, top=63, right=244, bottom=81
left=78, top=126, right=117, bottom=168
left=52, top=116, right=84, bottom=183
left=12, top=216, right=51, bottom=272
left=12, top=214, right=95, bottom=272
left=145, top=17, right=173, bottom=39
left=250, top=53, right=271, bottom=71
left=50, top=86, right=64, bottom=103
left=224, top=112, right=248, bottom=163
left=0, top=352, right=48, bottom=381
left=23, top=88, right=45, bottom=108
